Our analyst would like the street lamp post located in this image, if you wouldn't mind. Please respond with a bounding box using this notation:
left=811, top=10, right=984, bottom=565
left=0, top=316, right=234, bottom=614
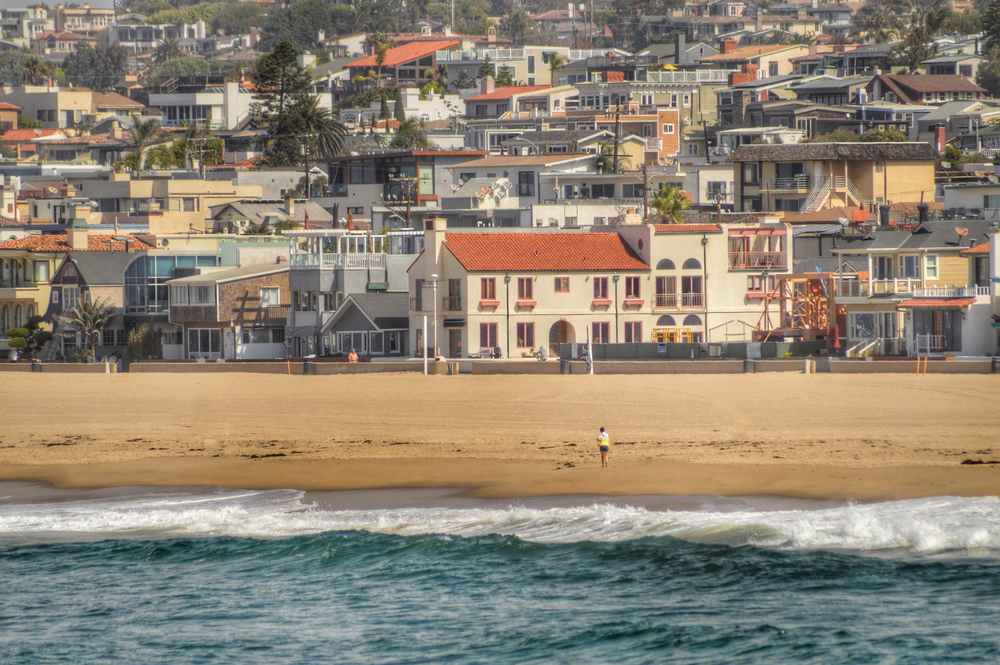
left=612, top=274, right=620, bottom=343
left=431, top=273, right=438, bottom=358
left=504, top=272, right=511, bottom=358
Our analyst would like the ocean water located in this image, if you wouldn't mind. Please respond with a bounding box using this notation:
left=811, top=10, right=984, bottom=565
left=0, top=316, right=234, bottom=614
left=2, top=484, right=1000, bottom=664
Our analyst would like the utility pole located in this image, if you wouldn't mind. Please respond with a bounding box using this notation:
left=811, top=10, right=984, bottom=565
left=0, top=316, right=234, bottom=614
left=186, top=137, right=212, bottom=180
left=387, top=173, right=419, bottom=227
left=612, top=99, right=621, bottom=173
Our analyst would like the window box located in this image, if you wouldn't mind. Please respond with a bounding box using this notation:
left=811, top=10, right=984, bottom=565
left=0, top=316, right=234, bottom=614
left=479, top=299, right=501, bottom=309
left=623, top=297, right=644, bottom=307
left=515, top=299, right=537, bottom=309
left=592, top=298, right=612, bottom=308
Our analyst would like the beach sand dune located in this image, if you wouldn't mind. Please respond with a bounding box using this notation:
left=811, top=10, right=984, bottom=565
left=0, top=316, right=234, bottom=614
left=1, top=373, right=997, bottom=500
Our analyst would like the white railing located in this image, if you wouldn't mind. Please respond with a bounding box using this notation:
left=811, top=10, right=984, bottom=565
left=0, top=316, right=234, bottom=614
left=728, top=251, right=787, bottom=269
left=802, top=176, right=832, bottom=212
left=652, top=293, right=704, bottom=309
left=870, top=278, right=921, bottom=294
left=912, top=285, right=989, bottom=297
left=435, top=48, right=524, bottom=62
left=289, top=253, right=386, bottom=269
left=641, top=70, right=736, bottom=83
left=569, top=48, right=629, bottom=60
left=847, top=337, right=907, bottom=357
left=771, top=176, right=810, bottom=190
left=914, top=334, right=947, bottom=355
left=846, top=177, right=868, bottom=206
left=834, top=279, right=867, bottom=297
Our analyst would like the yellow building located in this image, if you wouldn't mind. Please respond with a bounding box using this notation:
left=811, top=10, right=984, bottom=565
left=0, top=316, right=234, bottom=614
left=730, top=142, right=937, bottom=214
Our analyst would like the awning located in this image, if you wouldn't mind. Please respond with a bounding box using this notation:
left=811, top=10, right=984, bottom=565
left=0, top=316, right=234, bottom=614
left=896, top=298, right=976, bottom=309
left=443, top=318, right=467, bottom=328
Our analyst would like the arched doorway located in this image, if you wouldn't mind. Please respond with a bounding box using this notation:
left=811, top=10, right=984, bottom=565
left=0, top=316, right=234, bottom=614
left=548, top=320, right=575, bottom=355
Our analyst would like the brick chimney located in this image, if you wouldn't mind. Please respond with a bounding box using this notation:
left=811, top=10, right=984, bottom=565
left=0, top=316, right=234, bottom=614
left=480, top=76, right=495, bottom=95
left=936, top=125, right=947, bottom=151
left=721, top=38, right=739, bottom=54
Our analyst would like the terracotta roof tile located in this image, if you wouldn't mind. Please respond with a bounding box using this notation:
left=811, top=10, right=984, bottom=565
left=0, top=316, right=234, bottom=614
left=465, top=85, right=551, bottom=101
left=443, top=232, right=649, bottom=272
left=700, top=45, right=802, bottom=61
left=0, top=102, right=20, bottom=111
left=348, top=40, right=461, bottom=68
left=0, top=216, right=25, bottom=228
left=1, top=129, right=63, bottom=142
left=0, top=233, right=156, bottom=252
left=653, top=224, right=723, bottom=233
left=960, top=240, right=990, bottom=255
left=896, top=298, right=976, bottom=308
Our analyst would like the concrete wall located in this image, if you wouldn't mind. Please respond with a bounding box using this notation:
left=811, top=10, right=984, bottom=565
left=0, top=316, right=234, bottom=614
left=0, top=362, right=115, bottom=372
left=830, top=359, right=994, bottom=373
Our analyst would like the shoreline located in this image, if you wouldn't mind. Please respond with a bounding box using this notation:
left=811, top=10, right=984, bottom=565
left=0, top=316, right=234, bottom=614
left=2, top=456, right=1000, bottom=503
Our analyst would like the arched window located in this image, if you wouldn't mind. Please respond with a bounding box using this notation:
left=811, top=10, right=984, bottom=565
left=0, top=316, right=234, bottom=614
left=14, top=305, right=22, bottom=328
left=1, top=305, right=8, bottom=331
left=656, top=315, right=676, bottom=326
left=655, top=258, right=675, bottom=270
left=27, top=305, right=35, bottom=319
left=683, top=315, right=702, bottom=326
left=682, top=258, right=701, bottom=270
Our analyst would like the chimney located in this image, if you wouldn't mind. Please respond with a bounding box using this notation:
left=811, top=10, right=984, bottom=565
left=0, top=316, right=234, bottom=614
left=917, top=203, right=929, bottom=222
left=67, top=206, right=91, bottom=250
left=109, top=120, right=122, bottom=139
left=285, top=195, right=295, bottom=216
left=481, top=75, right=495, bottom=94
left=936, top=125, right=947, bottom=151
left=487, top=26, right=496, bottom=44
left=423, top=216, right=446, bottom=276
left=674, top=32, right=686, bottom=64
left=249, top=27, right=259, bottom=48
left=879, top=204, right=890, bottom=228
left=721, top=38, right=738, bottom=54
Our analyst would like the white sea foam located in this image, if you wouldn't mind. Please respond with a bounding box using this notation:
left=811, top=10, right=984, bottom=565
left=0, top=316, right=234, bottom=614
left=2, top=489, right=1000, bottom=556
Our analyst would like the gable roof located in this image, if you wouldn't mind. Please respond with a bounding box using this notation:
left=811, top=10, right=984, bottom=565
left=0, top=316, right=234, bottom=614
left=208, top=200, right=333, bottom=226
left=347, top=40, right=461, bottom=69
left=166, top=263, right=287, bottom=284
left=0, top=233, right=156, bottom=253
left=61, top=251, right=136, bottom=285
left=465, top=85, right=551, bottom=102
left=0, top=102, right=20, bottom=111
left=92, top=91, right=143, bottom=109
left=869, top=74, right=986, bottom=103
left=442, top=232, right=649, bottom=272
left=960, top=240, right=991, bottom=255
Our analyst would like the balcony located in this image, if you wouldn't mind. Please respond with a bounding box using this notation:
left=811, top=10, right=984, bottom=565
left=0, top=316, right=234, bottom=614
left=911, top=285, right=989, bottom=298
left=410, top=297, right=423, bottom=312
left=835, top=278, right=926, bottom=297
left=770, top=176, right=810, bottom=190
left=233, top=305, right=291, bottom=324
left=639, top=69, right=736, bottom=83
left=728, top=252, right=787, bottom=270
left=443, top=296, right=462, bottom=311
left=652, top=293, right=704, bottom=310
left=289, top=253, right=387, bottom=270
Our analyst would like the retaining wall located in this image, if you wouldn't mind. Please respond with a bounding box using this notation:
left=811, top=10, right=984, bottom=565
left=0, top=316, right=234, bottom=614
left=830, top=359, right=994, bottom=374
left=0, top=362, right=116, bottom=373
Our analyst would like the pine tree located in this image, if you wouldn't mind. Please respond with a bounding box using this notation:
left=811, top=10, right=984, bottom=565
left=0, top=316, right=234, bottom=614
left=380, top=95, right=391, bottom=120
left=393, top=95, right=406, bottom=122
left=985, top=0, right=1000, bottom=53
left=251, top=42, right=312, bottom=166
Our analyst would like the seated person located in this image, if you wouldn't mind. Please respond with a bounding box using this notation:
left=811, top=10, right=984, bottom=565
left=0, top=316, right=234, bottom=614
left=347, top=349, right=359, bottom=362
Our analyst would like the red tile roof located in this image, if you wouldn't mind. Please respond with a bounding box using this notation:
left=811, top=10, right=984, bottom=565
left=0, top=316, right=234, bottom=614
left=347, top=40, right=461, bottom=69
left=0, top=102, right=20, bottom=111
left=896, top=298, right=976, bottom=308
left=465, top=85, right=551, bottom=101
left=0, top=216, right=25, bottom=228
left=0, top=233, right=156, bottom=252
left=654, top=224, right=723, bottom=233
left=960, top=240, right=990, bottom=255
left=443, top=232, right=649, bottom=272
left=34, top=30, right=95, bottom=41
left=1, top=129, right=63, bottom=142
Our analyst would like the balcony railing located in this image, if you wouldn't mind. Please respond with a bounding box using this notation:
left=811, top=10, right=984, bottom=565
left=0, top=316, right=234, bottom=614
left=770, top=176, right=810, bottom=190
left=915, top=334, right=947, bottom=354
left=289, top=253, right=387, bottom=270
left=728, top=252, right=787, bottom=270
left=652, top=293, right=704, bottom=309
left=912, top=285, right=989, bottom=297
left=443, top=296, right=462, bottom=311
left=639, top=69, right=736, bottom=83
left=835, top=278, right=923, bottom=297
left=410, top=297, right=423, bottom=311
left=847, top=337, right=907, bottom=357
left=871, top=278, right=922, bottom=295
left=435, top=48, right=524, bottom=62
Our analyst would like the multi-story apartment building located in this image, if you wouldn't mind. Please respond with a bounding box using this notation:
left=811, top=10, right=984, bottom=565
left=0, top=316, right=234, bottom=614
left=0, top=86, right=93, bottom=129
left=731, top=142, right=937, bottom=213
left=53, top=3, right=114, bottom=37
left=148, top=80, right=252, bottom=130
left=406, top=217, right=790, bottom=358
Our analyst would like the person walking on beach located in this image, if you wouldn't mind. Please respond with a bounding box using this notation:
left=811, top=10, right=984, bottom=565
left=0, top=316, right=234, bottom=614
left=597, top=427, right=610, bottom=468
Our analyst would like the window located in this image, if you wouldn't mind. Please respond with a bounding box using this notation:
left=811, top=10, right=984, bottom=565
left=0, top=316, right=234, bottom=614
left=592, top=321, right=610, bottom=344
left=527, top=55, right=535, bottom=73
left=768, top=61, right=778, bottom=76
left=63, top=286, right=79, bottom=307
left=52, top=290, right=60, bottom=304
left=242, top=329, right=271, bottom=344
left=481, top=277, right=496, bottom=300
left=516, top=322, right=535, bottom=348
left=480, top=322, right=498, bottom=349
left=172, top=285, right=188, bottom=304
left=850, top=312, right=876, bottom=339
left=102, top=329, right=117, bottom=346
left=260, top=287, right=280, bottom=307
left=188, top=328, right=222, bottom=358
left=413, top=279, right=424, bottom=311
left=662, top=123, right=675, bottom=134
left=35, top=262, right=49, bottom=282
left=591, top=183, right=614, bottom=198
left=272, top=329, right=285, bottom=344
left=625, top=276, right=640, bottom=298
left=924, top=254, right=938, bottom=280
left=476, top=104, right=488, bottom=117
left=643, top=123, right=653, bottom=137
left=162, top=332, right=183, bottom=345
left=899, top=255, right=920, bottom=279
left=623, top=183, right=644, bottom=198
left=747, top=275, right=776, bottom=292
left=191, top=286, right=213, bottom=304
left=874, top=256, right=893, bottom=280
left=681, top=275, right=703, bottom=306
left=687, top=143, right=700, bottom=156
left=742, top=163, right=760, bottom=184
left=518, top=171, right=535, bottom=197
left=593, top=277, right=609, bottom=299
left=459, top=172, right=475, bottom=184
left=447, top=279, right=461, bottom=310
left=669, top=93, right=678, bottom=108
left=348, top=207, right=364, bottom=215
left=682, top=93, right=691, bottom=108
left=554, top=277, right=569, bottom=292
left=625, top=321, right=642, bottom=343
left=517, top=277, right=533, bottom=300
left=64, top=264, right=77, bottom=277
left=876, top=160, right=885, bottom=173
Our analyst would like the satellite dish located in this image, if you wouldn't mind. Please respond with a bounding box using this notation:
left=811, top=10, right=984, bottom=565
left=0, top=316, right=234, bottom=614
left=941, top=161, right=952, bottom=169
left=47, top=186, right=58, bottom=194
left=956, top=226, right=969, bottom=236
left=989, top=174, right=999, bottom=183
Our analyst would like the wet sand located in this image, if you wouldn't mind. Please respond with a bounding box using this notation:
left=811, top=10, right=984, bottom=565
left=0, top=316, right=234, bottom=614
left=0, top=373, right=997, bottom=501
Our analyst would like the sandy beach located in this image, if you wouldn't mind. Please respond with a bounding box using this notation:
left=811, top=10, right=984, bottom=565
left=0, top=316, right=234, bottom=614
left=1, top=372, right=998, bottom=501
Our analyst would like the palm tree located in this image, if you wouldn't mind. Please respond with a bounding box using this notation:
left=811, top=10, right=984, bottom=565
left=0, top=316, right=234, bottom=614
left=153, top=38, right=183, bottom=66
left=298, top=95, right=348, bottom=158
left=56, top=297, right=117, bottom=362
left=128, top=115, right=163, bottom=171
left=649, top=185, right=692, bottom=224
left=389, top=117, right=435, bottom=150
left=500, top=8, right=532, bottom=47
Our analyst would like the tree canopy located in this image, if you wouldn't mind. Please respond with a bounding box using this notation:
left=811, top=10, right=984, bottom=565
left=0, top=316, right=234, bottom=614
left=61, top=43, right=130, bottom=91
